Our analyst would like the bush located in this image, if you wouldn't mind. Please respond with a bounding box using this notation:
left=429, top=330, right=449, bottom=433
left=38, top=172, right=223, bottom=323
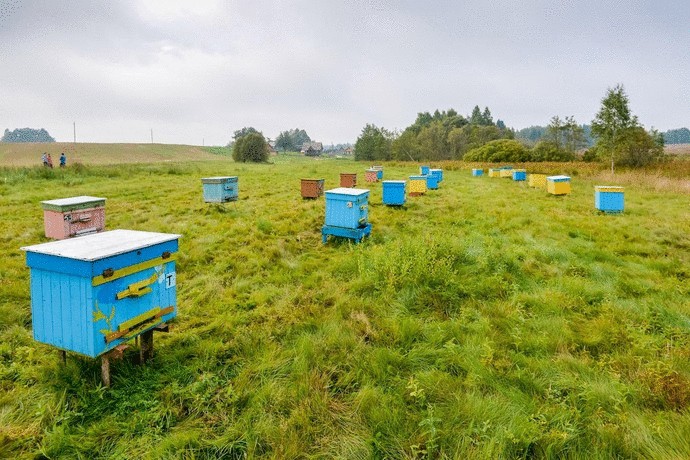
left=463, top=139, right=530, bottom=162
left=530, top=140, right=576, bottom=162
left=232, top=132, right=269, bottom=163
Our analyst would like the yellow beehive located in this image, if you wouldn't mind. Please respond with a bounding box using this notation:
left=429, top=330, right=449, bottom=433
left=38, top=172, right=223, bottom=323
left=488, top=168, right=501, bottom=178
left=546, top=175, right=571, bottom=195
left=499, top=169, right=514, bottom=178
left=408, top=175, right=427, bottom=195
left=528, top=173, right=547, bottom=189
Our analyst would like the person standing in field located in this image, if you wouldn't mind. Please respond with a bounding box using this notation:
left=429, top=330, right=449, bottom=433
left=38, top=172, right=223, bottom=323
left=60, top=152, right=66, bottom=167
left=42, top=153, right=48, bottom=167
left=46, top=153, right=53, bottom=168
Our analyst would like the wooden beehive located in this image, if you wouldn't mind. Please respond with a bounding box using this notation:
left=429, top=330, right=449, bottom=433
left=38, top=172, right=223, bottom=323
left=425, top=174, right=439, bottom=190
left=430, top=168, right=443, bottom=182
left=547, top=175, right=571, bottom=195
left=365, top=169, right=378, bottom=183
left=408, top=175, right=427, bottom=196
left=301, top=179, right=325, bottom=199
left=201, top=176, right=238, bottom=203
left=41, top=196, right=106, bottom=240
left=595, top=186, right=624, bottom=213
left=21, top=230, right=180, bottom=358
left=382, top=180, right=406, bottom=206
left=512, top=169, right=527, bottom=181
left=472, top=169, right=483, bottom=176
left=488, top=168, right=501, bottom=178
left=322, top=188, right=372, bottom=243
left=420, top=165, right=430, bottom=175
left=528, top=173, right=547, bottom=188
left=340, top=173, right=357, bottom=188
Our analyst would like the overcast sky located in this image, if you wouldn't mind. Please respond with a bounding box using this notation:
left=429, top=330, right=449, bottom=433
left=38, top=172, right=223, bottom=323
left=1, top=0, right=688, bottom=145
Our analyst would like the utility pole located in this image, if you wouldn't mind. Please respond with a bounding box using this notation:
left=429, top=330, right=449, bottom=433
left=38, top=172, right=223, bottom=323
left=73, top=122, right=76, bottom=143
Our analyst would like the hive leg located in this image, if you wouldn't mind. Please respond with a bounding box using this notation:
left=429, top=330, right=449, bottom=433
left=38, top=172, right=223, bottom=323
left=101, top=355, right=110, bottom=387
left=60, top=350, right=66, bottom=364
left=140, top=329, right=154, bottom=363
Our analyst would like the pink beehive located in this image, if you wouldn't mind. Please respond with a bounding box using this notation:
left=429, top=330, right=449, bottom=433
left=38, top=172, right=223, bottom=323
left=41, top=196, right=106, bottom=240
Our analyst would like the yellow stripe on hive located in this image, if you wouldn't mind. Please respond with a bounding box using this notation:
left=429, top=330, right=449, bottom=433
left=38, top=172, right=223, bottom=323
left=92, top=254, right=176, bottom=286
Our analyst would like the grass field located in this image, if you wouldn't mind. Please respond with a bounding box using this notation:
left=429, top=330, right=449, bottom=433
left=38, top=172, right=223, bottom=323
left=0, top=142, right=229, bottom=167
left=0, top=154, right=689, bottom=458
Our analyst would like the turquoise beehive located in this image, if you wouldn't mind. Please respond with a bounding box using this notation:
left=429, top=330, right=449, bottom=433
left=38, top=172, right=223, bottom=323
left=382, top=180, right=406, bottom=206
left=21, top=230, right=180, bottom=358
left=202, top=176, right=238, bottom=203
left=430, top=168, right=443, bottom=182
left=322, top=188, right=371, bottom=243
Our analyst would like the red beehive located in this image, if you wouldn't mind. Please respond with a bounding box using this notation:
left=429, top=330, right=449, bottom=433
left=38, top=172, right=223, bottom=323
left=41, top=196, right=106, bottom=240
left=340, top=173, right=357, bottom=188
left=300, top=179, right=325, bottom=199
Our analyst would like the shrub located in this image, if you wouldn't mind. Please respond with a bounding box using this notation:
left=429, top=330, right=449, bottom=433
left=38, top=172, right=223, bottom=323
left=463, top=139, right=530, bottom=162
left=530, top=140, right=576, bottom=162
left=232, top=132, right=269, bottom=163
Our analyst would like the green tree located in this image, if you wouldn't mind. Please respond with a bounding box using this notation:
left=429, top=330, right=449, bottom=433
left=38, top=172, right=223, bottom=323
left=591, top=84, right=639, bottom=173
left=232, top=131, right=269, bottom=162
left=354, top=124, right=392, bottom=161
left=464, top=139, right=530, bottom=162
left=391, top=129, right=421, bottom=161
left=1, top=127, right=55, bottom=143
left=275, top=128, right=311, bottom=152
left=233, top=127, right=259, bottom=141
left=614, top=127, right=665, bottom=167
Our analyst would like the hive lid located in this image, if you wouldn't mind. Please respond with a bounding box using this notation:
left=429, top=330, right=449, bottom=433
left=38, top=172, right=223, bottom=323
left=41, top=196, right=106, bottom=211
left=325, top=187, right=369, bottom=196
left=409, top=175, right=427, bottom=179
left=383, top=180, right=406, bottom=184
left=21, top=229, right=181, bottom=261
left=430, top=168, right=443, bottom=172
left=201, top=176, right=237, bottom=183
left=595, top=186, right=624, bottom=192
left=547, top=175, right=570, bottom=181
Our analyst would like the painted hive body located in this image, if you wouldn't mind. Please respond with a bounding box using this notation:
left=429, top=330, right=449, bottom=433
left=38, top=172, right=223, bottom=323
left=546, top=175, right=571, bottom=195
left=408, top=175, right=428, bottom=195
left=488, top=168, right=501, bottom=178
left=382, top=180, right=406, bottom=206
left=365, top=169, right=378, bottom=183
left=340, top=173, right=357, bottom=188
left=324, top=188, right=369, bottom=229
left=512, top=169, right=527, bottom=181
left=528, top=173, right=547, bottom=188
left=472, top=169, right=483, bottom=176
left=420, top=165, right=430, bottom=175
left=201, top=176, right=238, bottom=203
left=425, top=174, right=439, bottom=190
left=595, top=186, right=624, bottom=212
left=500, top=167, right=514, bottom=178
left=300, top=179, right=325, bottom=199
left=430, top=168, right=443, bottom=182
left=42, top=196, right=106, bottom=240
left=21, top=230, right=180, bottom=358
left=371, top=166, right=384, bottom=180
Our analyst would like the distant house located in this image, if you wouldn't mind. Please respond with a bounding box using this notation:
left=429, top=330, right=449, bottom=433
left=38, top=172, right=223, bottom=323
left=268, top=140, right=277, bottom=155
left=344, top=147, right=354, bottom=155
left=301, top=141, right=323, bottom=156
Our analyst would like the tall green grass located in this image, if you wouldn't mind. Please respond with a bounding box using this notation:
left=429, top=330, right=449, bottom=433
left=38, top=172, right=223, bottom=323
left=0, top=157, right=688, bottom=458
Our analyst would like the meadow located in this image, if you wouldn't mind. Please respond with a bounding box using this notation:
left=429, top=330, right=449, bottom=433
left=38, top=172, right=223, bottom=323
left=0, top=152, right=689, bottom=459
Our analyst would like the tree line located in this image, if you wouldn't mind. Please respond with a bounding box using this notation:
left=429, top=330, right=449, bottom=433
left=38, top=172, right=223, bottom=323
left=2, top=128, right=55, bottom=143
left=355, top=86, right=668, bottom=169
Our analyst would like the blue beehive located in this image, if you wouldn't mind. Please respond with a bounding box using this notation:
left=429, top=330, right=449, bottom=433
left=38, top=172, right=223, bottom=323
left=595, top=186, right=624, bottom=213
left=430, top=168, right=443, bottom=182
left=201, top=176, right=238, bottom=203
left=472, top=169, right=483, bottom=177
left=322, top=188, right=371, bottom=243
left=420, top=165, right=430, bottom=175
left=382, top=180, right=406, bottom=206
left=21, top=230, right=180, bottom=358
left=512, top=170, right=526, bottom=181
left=425, top=174, right=439, bottom=190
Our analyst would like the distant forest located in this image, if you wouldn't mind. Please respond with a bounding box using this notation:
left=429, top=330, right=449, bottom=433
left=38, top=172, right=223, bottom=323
left=516, top=125, right=690, bottom=146
left=1, top=128, right=55, bottom=143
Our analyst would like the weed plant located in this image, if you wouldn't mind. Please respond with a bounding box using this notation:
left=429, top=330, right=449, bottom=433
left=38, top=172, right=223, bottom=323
left=0, top=158, right=688, bottom=458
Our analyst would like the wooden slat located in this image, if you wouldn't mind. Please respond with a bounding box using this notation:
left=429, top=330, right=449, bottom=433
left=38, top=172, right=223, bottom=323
left=92, top=255, right=176, bottom=286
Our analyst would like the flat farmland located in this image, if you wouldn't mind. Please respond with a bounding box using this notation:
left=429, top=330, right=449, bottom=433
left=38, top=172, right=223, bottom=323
left=0, top=156, right=689, bottom=458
